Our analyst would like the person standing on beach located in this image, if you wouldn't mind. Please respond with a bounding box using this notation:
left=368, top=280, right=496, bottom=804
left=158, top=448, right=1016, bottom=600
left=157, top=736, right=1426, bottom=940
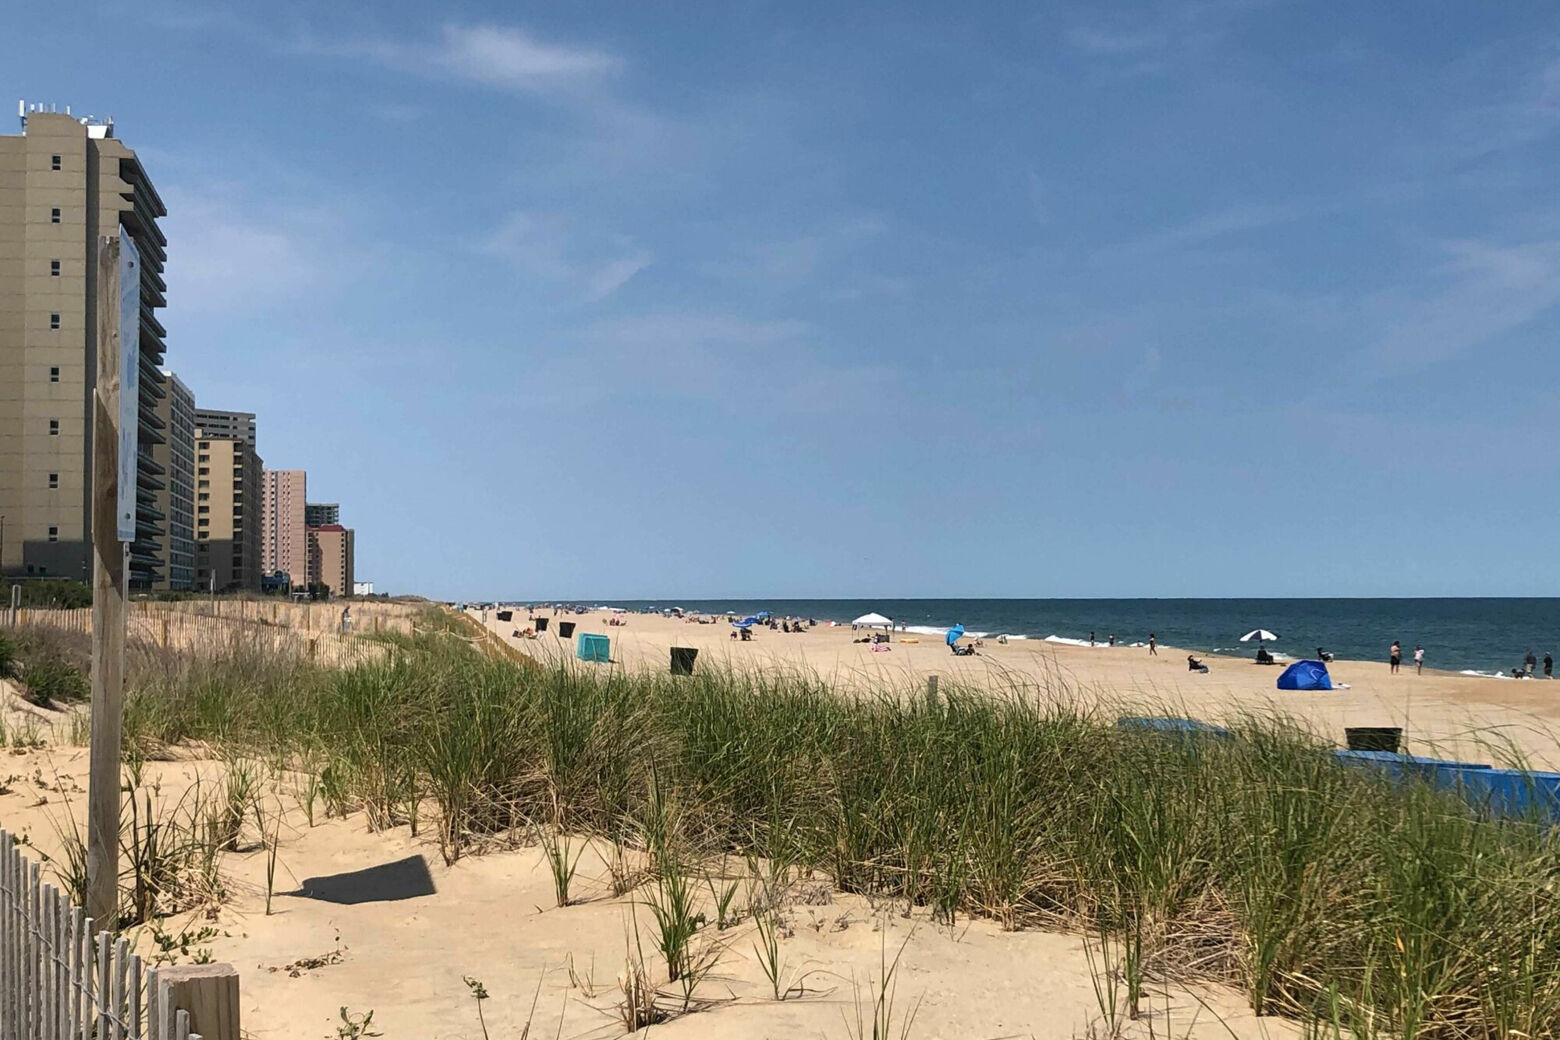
left=1090, top=631, right=1096, bottom=647
left=1390, top=640, right=1401, bottom=674
left=1525, top=649, right=1538, bottom=677
left=1414, top=645, right=1424, bottom=675
left=1148, top=633, right=1158, bottom=655
left=1545, top=653, right=1554, bottom=679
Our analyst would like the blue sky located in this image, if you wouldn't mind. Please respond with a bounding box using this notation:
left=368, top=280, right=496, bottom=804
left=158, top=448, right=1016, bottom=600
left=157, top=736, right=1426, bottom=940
left=9, top=1, right=1560, bottom=599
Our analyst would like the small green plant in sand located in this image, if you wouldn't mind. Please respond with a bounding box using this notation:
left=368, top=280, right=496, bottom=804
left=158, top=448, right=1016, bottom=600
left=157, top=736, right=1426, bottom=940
left=844, top=928, right=921, bottom=1040
left=335, top=1006, right=378, bottom=1040
left=462, top=976, right=491, bottom=1040
left=538, top=825, right=584, bottom=907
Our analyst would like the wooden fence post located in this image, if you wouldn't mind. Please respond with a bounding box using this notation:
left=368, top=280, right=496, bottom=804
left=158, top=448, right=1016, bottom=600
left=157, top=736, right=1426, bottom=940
left=926, top=674, right=939, bottom=709
left=156, top=963, right=239, bottom=1040
left=86, top=236, right=126, bottom=933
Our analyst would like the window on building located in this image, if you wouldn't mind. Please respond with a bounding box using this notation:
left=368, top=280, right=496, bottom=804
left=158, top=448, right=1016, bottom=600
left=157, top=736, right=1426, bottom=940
left=47, top=473, right=57, bottom=489
left=198, top=467, right=209, bottom=476
left=198, top=506, right=209, bottom=514
left=50, top=155, right=61, bottom=171
left=198, top=493, right=209, bottom=501
left=49, top=313, right=60, bottom=329
left=49, top=260, right=60, bottom=276
left=198, top=480, right=209, bottom=489
left=50, top=208, right=60, bottom=224
left=47, top=527, right=58, bottom=542
left=48, top=419, right=58, bottom=435
left=197, top=453, right=209, bottom=463
left=199, top=441, right=209, bottom=449
left=49, top=366, right=59, bottom=382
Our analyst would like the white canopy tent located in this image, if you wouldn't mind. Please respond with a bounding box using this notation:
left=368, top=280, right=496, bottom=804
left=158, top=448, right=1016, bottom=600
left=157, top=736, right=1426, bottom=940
left=852, top=612, right=894, bottom=629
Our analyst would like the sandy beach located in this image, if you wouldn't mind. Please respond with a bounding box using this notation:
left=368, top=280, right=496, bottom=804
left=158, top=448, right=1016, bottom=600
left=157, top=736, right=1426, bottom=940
left=0, top=603, right=1553, bottom=1040
left=481, top=607, right=1560, bottom=769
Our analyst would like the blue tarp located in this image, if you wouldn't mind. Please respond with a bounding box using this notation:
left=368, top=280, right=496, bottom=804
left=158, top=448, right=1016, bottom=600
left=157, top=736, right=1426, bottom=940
left=576, top=633, right=610, bottom=663
left=1277, top=659, right=1333, bottom=691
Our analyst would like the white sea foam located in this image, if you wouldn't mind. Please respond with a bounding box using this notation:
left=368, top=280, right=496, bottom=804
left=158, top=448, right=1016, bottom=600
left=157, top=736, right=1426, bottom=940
left=902, top=624, right=993, bottom=639
left=1459, top=669, right=1513, bottom=679
left=1044, top=635, right=1104, bottom=647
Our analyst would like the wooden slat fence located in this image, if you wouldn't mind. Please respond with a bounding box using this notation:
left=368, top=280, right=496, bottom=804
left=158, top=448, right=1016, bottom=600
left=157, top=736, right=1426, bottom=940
left=0, top=830, right=205, bottom=1040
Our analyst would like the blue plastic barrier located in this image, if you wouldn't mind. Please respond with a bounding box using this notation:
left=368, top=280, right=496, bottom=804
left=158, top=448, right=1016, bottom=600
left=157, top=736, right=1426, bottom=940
left=1116, top=716, right=1232, bottom=737
left=1333, top=751, right=1560, bottom=824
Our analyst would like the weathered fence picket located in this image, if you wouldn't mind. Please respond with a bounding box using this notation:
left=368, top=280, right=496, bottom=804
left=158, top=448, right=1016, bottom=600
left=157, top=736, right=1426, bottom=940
left=0, top=830, right=224, bottom=1040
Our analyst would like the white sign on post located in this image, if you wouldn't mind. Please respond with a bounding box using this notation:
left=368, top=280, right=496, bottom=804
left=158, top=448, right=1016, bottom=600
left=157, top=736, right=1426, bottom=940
left=117, top=235, right=140, bottom=543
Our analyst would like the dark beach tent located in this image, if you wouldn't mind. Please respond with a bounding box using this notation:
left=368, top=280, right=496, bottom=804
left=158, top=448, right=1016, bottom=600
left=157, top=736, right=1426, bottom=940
left=1277, top=659, right=1333, bottom=691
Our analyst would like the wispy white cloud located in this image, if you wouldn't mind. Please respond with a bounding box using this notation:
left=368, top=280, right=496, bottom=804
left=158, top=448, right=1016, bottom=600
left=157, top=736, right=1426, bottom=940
left=1064, top=0, right=1285, bottom=68
left=298, top=23, right=620, bottom=95
left=482, top=211, right=651, bottom=302
left=553, top=312, right=901, bottom=417
left=1353, top=236, right=1560, bottom=376
left=159, top=186, right=325, bottom=315
left=701, top=216, right=887, bottom=289
left=1092, top=203, right=1305, bottom=264
left=1065, top=26, right=1167, bottom=55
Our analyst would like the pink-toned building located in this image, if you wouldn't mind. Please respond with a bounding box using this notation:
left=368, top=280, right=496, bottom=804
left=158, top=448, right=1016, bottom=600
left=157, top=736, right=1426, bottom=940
left=262, top=469, right=307, bottom=585
left=307, top=524, right=354, bottom=598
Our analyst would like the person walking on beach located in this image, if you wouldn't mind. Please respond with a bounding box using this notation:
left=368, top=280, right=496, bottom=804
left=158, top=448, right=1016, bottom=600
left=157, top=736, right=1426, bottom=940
left=1148, top=633, right=1158, bottom=656
left=1390, top=640, right=1401, bottom=674
left=1414, top=644, right=1424, bottom=675
left=1525, top=649, right=1538, bottom=677
left=1545, top=652, right=1554, bottom=679
left=1090, top=631, right=1096, bottom=647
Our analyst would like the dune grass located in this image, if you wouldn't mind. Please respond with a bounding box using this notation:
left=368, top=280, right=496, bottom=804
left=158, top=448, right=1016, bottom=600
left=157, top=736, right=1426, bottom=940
left=99, top=616, right=1560, bottom=1040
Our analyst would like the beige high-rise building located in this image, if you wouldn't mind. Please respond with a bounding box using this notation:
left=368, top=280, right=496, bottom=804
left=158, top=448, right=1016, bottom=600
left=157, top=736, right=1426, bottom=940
left=0, top=104, right=170, bottom=585
left=193, top=425, right=262, bottom=592
left=153, top=371, right=195, bottom=590
left=193, top=409, right=254, bottom=448
left=307, top=525, right=354, bottom=598
left=261, top=469, right=306, bottom=586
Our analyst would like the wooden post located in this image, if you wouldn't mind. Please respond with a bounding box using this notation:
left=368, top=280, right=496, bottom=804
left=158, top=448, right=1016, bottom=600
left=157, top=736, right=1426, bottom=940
left=156, top=963, right=239, bottom=1040
left=926, top=674, right=939, bottom=709
left=86, top=236, right=126, bottom=932
left=161, top=617, right=169, bottom=649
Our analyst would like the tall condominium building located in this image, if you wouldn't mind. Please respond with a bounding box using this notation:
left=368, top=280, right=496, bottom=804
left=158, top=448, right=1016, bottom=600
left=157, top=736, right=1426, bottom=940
left=193, top=425, right=262, bottom=591
left=261, top=468, right=307, bottom=585
left=304, top=502, right=339, bottom=527
left=192, top=409, right=254, bottom=449
left=0, top=104, right=170, bottom=585
left=152, top=370, right=195, bottom=590
left=306, top=524, right=354, bottom=598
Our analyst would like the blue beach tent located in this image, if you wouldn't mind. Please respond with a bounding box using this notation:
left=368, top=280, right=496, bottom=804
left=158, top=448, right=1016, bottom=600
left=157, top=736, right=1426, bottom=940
left=577, top=633, right=610, bottom=663
left=1277, top=659, right=1333, bottom=691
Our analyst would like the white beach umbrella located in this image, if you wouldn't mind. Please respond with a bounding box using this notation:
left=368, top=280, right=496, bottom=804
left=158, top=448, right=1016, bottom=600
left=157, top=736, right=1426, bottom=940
left=852, top=612, right=894, bottom=628
left=1240, top=629, right=1279, bottom=643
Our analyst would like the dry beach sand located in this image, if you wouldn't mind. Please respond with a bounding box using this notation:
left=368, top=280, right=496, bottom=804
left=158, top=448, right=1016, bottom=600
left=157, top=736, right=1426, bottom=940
left=483, top=607, right=1560, bottom=770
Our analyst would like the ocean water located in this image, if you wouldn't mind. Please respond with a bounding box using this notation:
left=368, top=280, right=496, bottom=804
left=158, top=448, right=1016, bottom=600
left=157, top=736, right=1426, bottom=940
left=575, top=599, right=1560, bottom=677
